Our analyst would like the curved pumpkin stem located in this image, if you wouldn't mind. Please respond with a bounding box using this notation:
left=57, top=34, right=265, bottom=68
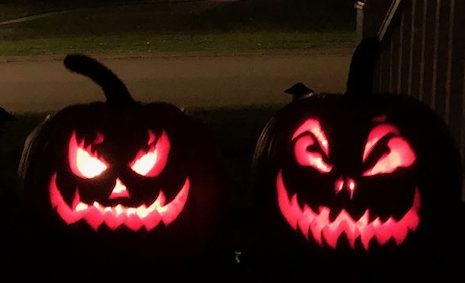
left=64, top=54, right=135, bottom=106
left=345, top=37, right=380, bottom=97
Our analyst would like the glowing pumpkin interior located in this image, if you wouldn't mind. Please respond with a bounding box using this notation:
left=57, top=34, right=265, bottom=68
left=50, top=130, right=190, bottom=232
left=277, top=117, right=420, bottom=250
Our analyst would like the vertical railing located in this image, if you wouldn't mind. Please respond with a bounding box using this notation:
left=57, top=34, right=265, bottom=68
left=361, top=0, right=465, bottom=200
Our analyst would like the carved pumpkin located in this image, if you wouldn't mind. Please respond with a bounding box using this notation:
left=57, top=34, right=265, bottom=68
left=275, top=115, right=420, bottom=250
left=251, top=39, right=463, bottom=273
left=18, top=55, right=223, bottom=273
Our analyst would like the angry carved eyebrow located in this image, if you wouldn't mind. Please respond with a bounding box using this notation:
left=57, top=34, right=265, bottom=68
left=292, top=118, right=329, bottom=156
left=363, top=124, right=399, bottom=161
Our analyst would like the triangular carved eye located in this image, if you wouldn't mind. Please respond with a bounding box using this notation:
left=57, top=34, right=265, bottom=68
left=292, top=118, right=333, bottom=173
left=363, top=124, right=416, bottom=176
left=130, top=130, right=171, bottom=177
left=69, top=132, right=108, bottom=179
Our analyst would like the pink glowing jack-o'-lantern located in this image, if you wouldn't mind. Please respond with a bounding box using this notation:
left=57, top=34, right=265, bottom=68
left=252, top=39, right=462, bottom=261
left=277, top=117, right=420, bottom=250
left=252, top=90, right=462, bottom=266
left=18, top=55, right=223, bottom=269
left=49, top=130, right=189, bottom=232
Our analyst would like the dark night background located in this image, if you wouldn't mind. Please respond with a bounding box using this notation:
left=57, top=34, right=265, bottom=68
left=0, top=0, right=464, bottom=281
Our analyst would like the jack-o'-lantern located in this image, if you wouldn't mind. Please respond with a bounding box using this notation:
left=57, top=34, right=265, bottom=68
left=18, top=55, right=224, bottom=277
left=251, top=38, right=463, bottom=277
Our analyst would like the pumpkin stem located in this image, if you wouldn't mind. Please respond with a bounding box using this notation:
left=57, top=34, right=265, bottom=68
left=64, top=54, right=135, bottom=105
left=0, top=107, right=15, bottom=121
left=345, top=37, right=380, bottom=97
left=285, top=82, right=315, bottom=101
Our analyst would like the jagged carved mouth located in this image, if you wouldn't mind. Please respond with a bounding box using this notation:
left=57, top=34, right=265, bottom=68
left=277, top=171, right=421, bottom=250
left=49, top=174, right=190, bottom=231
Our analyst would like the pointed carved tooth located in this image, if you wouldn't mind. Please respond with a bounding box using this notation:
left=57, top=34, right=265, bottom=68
left=341, top=220, right=357, bottom=248
left=291, top=194, right=301, bottom=213
left=72, top=190, right=81, bottom=209
left=147, top=200, right=158, bottom=213
left=142, top=210, right=161, bottom=231
left=358, top=210, right=369, bottom=226
left=125, top=213, right=144, bottom=231
left=368, top=209, right=378, bottom=223
left=298, top=205, right=314, bottom=239
left=93, top=202, right=104, bottom=211
left=360, top=224, right=374, bottom=251
left=75, top=203, right=88, bottom=212
left=310, top=207, right=329, bottom=246
left=84, top=205, right=104, bottom=230
left=127, top=208, right=136, bottom=215
left=103, top=208, right=125, bottom=230
left=322, top=226, right=339, bottom=249
left=392, top=221, right=408, bottom=245
left=379, top=213, right=391, bottom=223
left=154, top=191, right=166, bottom=208
left=324, top=210, right=355, bottom=249
left=56, top=204, right=80, bottom=224
left=115, top=204, right=124, bottom=216
left=178, top=180, right=190, bottom=204
left=373, top=218, right=390, bottom=245
left=104, top=206, right=112, bottom=214
left=372, top=217, right=381, bottom=227
left=336, top=210, right=357, bottom=235
left=136, top=205, right=149, bottom=218
left=310, top=222, right=323, bottom=246
left=378, top=217, right=394, bottom=245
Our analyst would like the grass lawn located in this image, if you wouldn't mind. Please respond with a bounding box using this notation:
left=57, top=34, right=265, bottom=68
left=0, top=31, right=355, bottom=56
left=0, top=1, right=356, bottom=56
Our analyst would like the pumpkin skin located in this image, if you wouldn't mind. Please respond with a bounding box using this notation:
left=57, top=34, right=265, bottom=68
left=44, top=107, right=193, bottom=233
left=251, top=39, right=463, bottom=277
left=18, top=55, right=224, bottom=275
left=252, top=93, right=462, bottom=275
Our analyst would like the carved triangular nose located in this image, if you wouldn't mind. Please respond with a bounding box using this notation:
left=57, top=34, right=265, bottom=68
left=109, top=178, right=130, bottom=199
left=334, top=177, right=357, bottom=200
